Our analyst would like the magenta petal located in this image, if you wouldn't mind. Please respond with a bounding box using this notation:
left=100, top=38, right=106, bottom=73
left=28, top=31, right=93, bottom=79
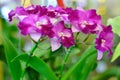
left=72, top=25, right=81, bottom=32
left=30, top=33, right=41, bottom=42
left=15, top=7, right=27, bottom=15
left=52, top=21, right=65, bottom=34
left=95, top=25, right=114, bottom=55
left=8, top=10, right=15, bottom=22
left=50, top=37, right=61, bottom=51
left=97, top=50, right=103, bottom=60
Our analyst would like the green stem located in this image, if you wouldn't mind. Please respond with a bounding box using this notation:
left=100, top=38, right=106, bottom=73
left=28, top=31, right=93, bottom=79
left=59, top=48, right=70, bottom=80
left=21, top=43, right=38, bottom=79
left=30, top=43, right=38, bottom=56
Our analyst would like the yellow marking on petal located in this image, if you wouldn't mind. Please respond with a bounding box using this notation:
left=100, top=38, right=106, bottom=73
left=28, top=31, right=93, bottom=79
left=58, top=32, right=64, bottom=37
left=36, top=19, right=47, bottom=29
left=36, top=22, right=42, bottom=29
left=81, top=21, right=88, bottom=28
left=58, top=32, right=65, bottom=39
left=82, top=21, right=87, bottom=25
left=21, top=0, right=31, bottom=8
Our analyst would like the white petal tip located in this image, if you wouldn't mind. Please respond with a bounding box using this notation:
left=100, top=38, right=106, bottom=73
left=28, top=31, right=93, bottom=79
left=97, top=50, right=103, bottom=60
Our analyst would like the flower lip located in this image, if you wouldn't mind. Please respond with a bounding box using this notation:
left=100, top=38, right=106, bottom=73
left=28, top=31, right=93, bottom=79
left=52, top=21, right=75, bottom=48
left=95, top=25, right=114, bottom=60
left=101, top=39, right=106, bottom=47
left=58, top=32, right=64, bottom=37
left=36, top=22, right=42, bottom=29
left=58, top=30, right=71, bottom=38
left=81, top=21, right=88, bottom=28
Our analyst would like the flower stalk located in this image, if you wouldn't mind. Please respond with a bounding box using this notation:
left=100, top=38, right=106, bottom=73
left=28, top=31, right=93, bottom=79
left=59, top=48, right=70, bottom=80
left=30, top=43, right=38, bottom=56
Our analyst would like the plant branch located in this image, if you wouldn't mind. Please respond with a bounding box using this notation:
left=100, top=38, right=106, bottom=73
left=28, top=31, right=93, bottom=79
left=30, top=43, right=38, bottom=56
left=20, top=42, right=39, bottom=80
left=59, top=48, right=70, bottom=80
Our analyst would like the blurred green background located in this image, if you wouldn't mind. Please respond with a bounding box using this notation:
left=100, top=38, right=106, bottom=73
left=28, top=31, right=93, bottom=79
left=0, top=0, right=120, bottom=80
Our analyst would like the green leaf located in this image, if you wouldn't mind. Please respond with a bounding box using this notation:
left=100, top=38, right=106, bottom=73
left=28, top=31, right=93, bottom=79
left=61, top=45, right=97, bottom=80
left=0, top=45, right=6, bottom=62
left=111, top=42, right=120, bottom=62
left=12, top=53, right=29, bottom=62
left=91, top=67, right=120, bottom=80
left=12, top=53, right=31, bottom=79
left=28, top=56, right=58, bottom=80
left=107, top=16, right=120, bottom=36
left=12, top=53, right=33, bottom=79
left=69, top=46, right=80, bottom=55
left=2, top=36, right=22, bottom=80
left=33, top=39, right=51, bottom=57
left=13, top=54, right=58, bottom=80
left=79, top=54, right=96, bottom=80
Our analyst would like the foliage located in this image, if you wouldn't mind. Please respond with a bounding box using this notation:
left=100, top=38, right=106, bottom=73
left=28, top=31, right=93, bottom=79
left=107, top=16, right=120, bottom=62
left=0, top=1, right=119, bottom=80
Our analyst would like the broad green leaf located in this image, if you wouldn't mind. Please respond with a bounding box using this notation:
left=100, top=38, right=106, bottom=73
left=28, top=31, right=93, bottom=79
left=111, top=42, right=120, bottom=62
left=0, top=45, right=6, bottom=61
left=0, top=61, right=3, bottom=80
left=33, top=39, right=51, bottom=57
left=91, top=67, right=120, bottom=80
left=79, top=54, right=96, bottom=80
left=61, top=45, right=97, bottom=80
left=28, top=56, right=58, bottom=80
left=13, top=54, right=58, bottom=80
left=12, top=53, right=32, bottom=78
left=66, top=53, right=96, bottom=80
left=107, top=16, right=120, bottom=36
left=2, top=36, right=22, bottom=80
left=69, top=46, right=80, bottom=55
left=12, top=53, right=29, bottom=62
left=0, top=18, right=2, bottom=45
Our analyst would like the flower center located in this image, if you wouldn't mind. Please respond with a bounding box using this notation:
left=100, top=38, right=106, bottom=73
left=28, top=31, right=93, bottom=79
left=36, top=19, right=47, bottom=29
left=81, top=21, right=88, bottom=28
left=101, top=39, right=105, bottom=47
left=58, top=32, right=65, bottom=39
left=36, top=22, right=42, bottom=29
left=58, top=32, right=64, bottom=37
